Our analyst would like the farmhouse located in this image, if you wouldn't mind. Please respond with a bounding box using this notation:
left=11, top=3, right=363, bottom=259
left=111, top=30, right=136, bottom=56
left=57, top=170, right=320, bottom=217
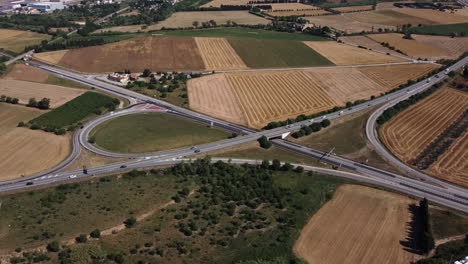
left=108, top=73, right=129, bottom=84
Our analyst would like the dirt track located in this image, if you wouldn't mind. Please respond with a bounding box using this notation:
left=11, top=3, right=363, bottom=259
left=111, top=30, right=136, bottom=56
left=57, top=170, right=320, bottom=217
left=294, top=184, right=416, bottom=264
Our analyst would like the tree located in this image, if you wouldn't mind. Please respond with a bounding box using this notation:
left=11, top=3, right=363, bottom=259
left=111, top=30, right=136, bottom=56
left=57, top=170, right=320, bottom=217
left=75, top=234, right=87, bottom=243
left=46, top=241, right=60, bottom=252
left=124, top=217, right=137, bottom=228
left=27, top=98, right=37, bottom=107
left=17, top=121, right=25, bottom=127
left=271, top=159, right=281, bottom=171
left=37, top=98, right=50, bottom=109
left=90, top=229, right=101, bottom=238
left=261, top=160, right=270, bottom=169
left=321, top=119, right=331, bottom=128
left=294, top=166, right=304, bottom=173
left=142, top=68, right=151, bottom=77
left=281, top=162, right=293, bottom=171
left=258, top=136, right=272, bottom=149
left=192, top=21, right=199, bottom=27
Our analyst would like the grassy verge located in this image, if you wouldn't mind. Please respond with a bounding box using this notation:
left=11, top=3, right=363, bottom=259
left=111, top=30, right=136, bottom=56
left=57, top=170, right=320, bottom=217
left=157, top=27, right=330, bottom=41
left=46, top=75, right=90, bottom=89
left=430, top=208, right=468, bottom=240
left=91, top=112, right=231, bottom=153
left=408, top=23, right=468, bottom=36
left=29, top=92, right=118, bottom=131
left=228, top=38, right=333, bottom=68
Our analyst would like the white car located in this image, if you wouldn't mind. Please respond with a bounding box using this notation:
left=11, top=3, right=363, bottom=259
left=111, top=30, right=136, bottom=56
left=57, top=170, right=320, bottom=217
left=69, top=175, right=77, bottom=179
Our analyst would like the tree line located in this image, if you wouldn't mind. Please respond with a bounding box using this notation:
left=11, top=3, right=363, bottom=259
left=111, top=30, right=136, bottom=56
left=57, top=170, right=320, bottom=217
left=291, top=119, right=330, bottom=138
left=27, top=97, right=50, bottom=110
left=0, top=95, right=19, bottom=104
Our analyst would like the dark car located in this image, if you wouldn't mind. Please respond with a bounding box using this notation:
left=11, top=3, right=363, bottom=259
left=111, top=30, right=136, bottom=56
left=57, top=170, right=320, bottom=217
left=26, top=182, right=34, bottom=186
left=194, top=149, right=200, bottom=153
left=120, top=165, right=127, bottom=168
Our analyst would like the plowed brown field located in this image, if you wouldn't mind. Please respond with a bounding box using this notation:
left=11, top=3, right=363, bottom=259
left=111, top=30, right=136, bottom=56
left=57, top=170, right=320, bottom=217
left=0, top=79, right=84, bottom=108
left=33, top=49, right=68, bottom=65
left=4, top=64, right=49, bottom=83
left=381, top=88, right=468, bottom=163
left=394, top=8, right=468, bottom=24
left=412, top=35, right=468, bottom=59
left=339, top=35, right=407, bottom=57
left=303, top=41, right=404, bottom=65
left=294, top=184, right=416, bottom=264
left=332, top=5, right=373, bottom=12
left=307, top=14, right=395, bottom=33
left=266, top=9, right=330, bottom=16
left=54, top=37, right=205, bottom=72
left=0, top=128, right=70, bottom=181
left=427, top=131, right=468, bottom=187
left=345, top=9, right=435, bottom=26
left=368, top=33, right=448, bottom=59
left=358, top=63, right=439, bottom=89
left=194, top=37, right=247, bottom=70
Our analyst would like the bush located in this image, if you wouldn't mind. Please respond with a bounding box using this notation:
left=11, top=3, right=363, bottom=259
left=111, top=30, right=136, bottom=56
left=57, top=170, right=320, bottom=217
left=75, top=234, right=87, bottom=243
left=258, top=136, right=272, bottom=149
left=17, top=121, right=25, bottom=127
left=124, top=217, right=137, bottom=228
left=90, top=229, right=101, bottom=238
left=46, top=241, right=60, bottom=252
left=321, top=119, right=331, bottom=128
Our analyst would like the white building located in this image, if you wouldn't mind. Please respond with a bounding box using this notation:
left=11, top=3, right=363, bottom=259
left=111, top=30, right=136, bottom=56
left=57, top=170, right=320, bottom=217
left=28, top=2, right=64, bottom=12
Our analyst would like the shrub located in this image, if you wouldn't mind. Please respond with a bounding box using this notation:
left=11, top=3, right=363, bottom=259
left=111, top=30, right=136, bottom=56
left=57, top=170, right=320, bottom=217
left=46, top=241, right=60, bottom=252
left=258, top=135, right=272, bottom=149
left=75, top=234, right=87, bottom=243
left=90, top=229, right=101, bottom=238
left=124, top=217, right=137, bottom=228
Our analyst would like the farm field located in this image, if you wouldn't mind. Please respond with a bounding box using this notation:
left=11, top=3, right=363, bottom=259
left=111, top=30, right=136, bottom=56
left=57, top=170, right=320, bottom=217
left=44, top=37, right=205, bottom=72
left=339, top=35, right=407, bottom=57
left=380, top=87, right=468, bottom=164
left=411, top=35, right=468, bottom=59
left=91, top=112, right=231, bottom=153
left=188, top=64, right=436, bottom=128
left=294, top=184, right=416, bottom=264
left=408, top=22, right=468, bottom=36
left=0, top=29, right=51, bottom=54
left=266, top=9, right=330, bottom=17
left=331, top=5, right=373, bottom=12
left=307, top=14, right=395, bottom=33
left=0, top=103, right=42, bottom=137
left=303, top=41, right=405, bottom=65
left=201, top=1, right=315, bottom=10
left=0, top=128, right=70, bottom=181
left=33, top=49, right=68, bottom=65
left=228, top=38, right=333, bottom=68
left=368, top=33, right=448, bottom=59
left=394, top=8, right=468, bottom=24
left=345, top=9, right=436, bottom=26
left=0, top=79, right=84, bottom=108
left=195, top=37, right=248, bottom=70
left=201, top=0, right=249, bottom=7
left=427, top=131, right=468, bottom=187
left=3, top=64, right=50, bottom=83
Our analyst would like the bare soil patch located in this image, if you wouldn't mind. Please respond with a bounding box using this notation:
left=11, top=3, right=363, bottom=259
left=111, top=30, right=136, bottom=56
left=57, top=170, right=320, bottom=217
left=394, top=8, right=468, bottom=24
left=0, top=128, right=70, bottom=181
left=0, top=79, right=84, bottom=108
left=294, top=184, right=416, bottom=264
left=412, top=35, right=468, bottom=59
left=358, top=63, right=439, bottom=89
left=57, top=37, right=205, bottom=72
left=33, top=49, right=69, bottom=65
left=307, top=14, right=395, bottom=33
left=4, top=64, right=49, bottom=83
left=331, top=5, right=373, bottom=12
left=346, top=9, right=435, bottom=26
left=195, top=37, right=248, bottom=70
left=368, top=33, right=448, bottom=59
left=303, top=41, right=404, bottom=65
left=380, top=87, right=468, bottom=164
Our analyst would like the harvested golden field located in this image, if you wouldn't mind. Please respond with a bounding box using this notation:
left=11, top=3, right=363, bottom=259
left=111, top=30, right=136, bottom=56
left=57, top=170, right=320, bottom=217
left=381, top=87, right=468, bottom=163
left=152, top=11, right=269, bottom=29
left=188, top=74, right=247, bottom=126
left=266, top=9, right=330, bottom=17
left=345, top=9, right=436, bottom=26
left=4, top=64, right=49, bottom=83
left=303, top=41, right=404, bottom=65
left=339, top=35, right=407, bottom=57
left=427, top=131, right=468, bottom=187
left=195, top=37, right=248, bottom=70
left=33, top=49, right=68, bottom=65
left=0, top=79, right=84, bottom=108
left=331, top=5, right=373, bottom=12
left=303, top=68, right=387, bottom=105
left=294, top=184, right=416, bottom=264
left=201, top=0, right=250, bottom=7
left=53, top=37, right=205, bottom=72
left=189, top=71, right=337, bottom=128
left=368, top=33, right=448, bottom=59
left=412, top=35, right=468, bottom=59
left=357, top=63, right=439, bottom=88
left=266, top=3, right=318, bottom=10
left=0, top=103, right=42, bottom=137
left=394, top=8, right=468, bottom=24
left=0, top=29, right=51, bottom=53
left=307, top=14, right=395, bottom=33
left=0, top=128, right=70, bottom=181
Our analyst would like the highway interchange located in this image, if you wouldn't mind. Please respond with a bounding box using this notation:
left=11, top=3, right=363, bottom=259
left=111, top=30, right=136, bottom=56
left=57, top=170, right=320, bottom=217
left=0, top=56, right=467, bottom=213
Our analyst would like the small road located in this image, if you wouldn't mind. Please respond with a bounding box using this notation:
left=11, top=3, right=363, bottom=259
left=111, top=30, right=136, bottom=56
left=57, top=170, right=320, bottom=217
left=4, top=50, right=34, bottom=66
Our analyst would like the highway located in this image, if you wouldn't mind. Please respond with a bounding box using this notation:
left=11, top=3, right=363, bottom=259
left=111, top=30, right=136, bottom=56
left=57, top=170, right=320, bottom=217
left=0, top=57, right=466, bottom=213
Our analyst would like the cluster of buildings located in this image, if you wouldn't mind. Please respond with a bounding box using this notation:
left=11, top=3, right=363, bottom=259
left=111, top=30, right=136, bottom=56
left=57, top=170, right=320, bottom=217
left=107, top=72, right=139, bottom=84
left=0, top=0, right=67, bottom=13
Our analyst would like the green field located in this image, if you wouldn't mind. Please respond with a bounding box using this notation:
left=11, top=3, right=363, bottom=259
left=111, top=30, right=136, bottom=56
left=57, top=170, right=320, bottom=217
left=158, top=28, right=330, bottom=41
left=91, top=112, right=231, bottom=153
left=30, top=92, right=117, bottom=130
left=409, top=22, right=468, bottom=36
left=227, top=38, right=333, bottom=68
left=46, top=75, right=90, bottom=89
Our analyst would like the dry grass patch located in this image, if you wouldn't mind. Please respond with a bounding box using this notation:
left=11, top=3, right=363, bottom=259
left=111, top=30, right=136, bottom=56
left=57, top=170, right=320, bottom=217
left=0, top=79, right=84, bottom=108
left=394, top=8, right=468, bottom=24
left=266, top=3, right=318, bottom=10
left=266, top=9, right=330, bottom=16
left=4, top=64, right=49, bottom=83
left=294, top=184, right=416, bottom=264
left=339, top=35, right=407, bottom=57
left=201, top=0, right=250, bottom=7
left=0, top=29, right=51, bottom=53
left=427, top=131, right=468, bottom=187
left=303, top=41, right=404, bottom=65
left=56, top=37, right=205, bottom=72
left=307, top=14, right=395, bottom=33
left=368, top=33, right=448, bottom=59
left=357, top=63, right=439, bottom=89
left=412, top=35, right=468, bottom=59
left=0, top=128, right=70, bottom=181
left=345, top=9, right=436, bottom=26
left=33, top=49, right=69, bottom=65
left=380, top=87, right=468, bottom=163
left=195, top=37, right=247, bottom=70
left=0, top=103, right=43, bottom=137
left=331, top=5, right=373, bottom=12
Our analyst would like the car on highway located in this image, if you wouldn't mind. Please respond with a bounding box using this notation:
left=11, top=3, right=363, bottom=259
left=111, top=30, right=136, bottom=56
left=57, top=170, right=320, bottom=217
left=26, top=182, right=34, bottom=186
left=194, top=149, right=201, bottom=153
left=69, top=175, right=77, bottom=179
left=120, top=165, right=127, bottom=168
